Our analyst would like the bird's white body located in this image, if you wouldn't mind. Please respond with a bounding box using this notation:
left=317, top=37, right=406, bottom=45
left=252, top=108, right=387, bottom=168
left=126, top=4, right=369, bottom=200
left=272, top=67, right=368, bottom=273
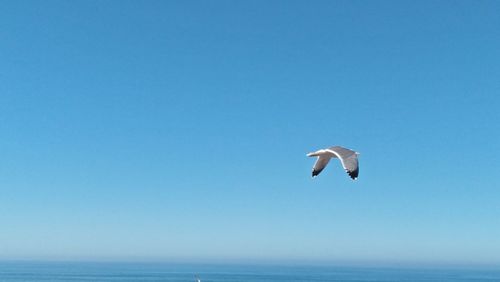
left=307, top=146, right=360, bottom=180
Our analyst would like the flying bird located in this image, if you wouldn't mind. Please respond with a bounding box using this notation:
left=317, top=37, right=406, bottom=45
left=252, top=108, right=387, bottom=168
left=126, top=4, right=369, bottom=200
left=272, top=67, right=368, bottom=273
left=307, top=146, right=360, bottom=180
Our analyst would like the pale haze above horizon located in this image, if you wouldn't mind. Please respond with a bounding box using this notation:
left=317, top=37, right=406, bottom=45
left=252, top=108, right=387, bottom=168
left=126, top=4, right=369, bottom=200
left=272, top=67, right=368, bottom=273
left=1, top=0, right=499, bottom=266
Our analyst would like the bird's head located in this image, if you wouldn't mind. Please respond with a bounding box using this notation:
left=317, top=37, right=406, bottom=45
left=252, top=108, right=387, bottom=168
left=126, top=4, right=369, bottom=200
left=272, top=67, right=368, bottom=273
left=307, top=152, right=319, bottom=157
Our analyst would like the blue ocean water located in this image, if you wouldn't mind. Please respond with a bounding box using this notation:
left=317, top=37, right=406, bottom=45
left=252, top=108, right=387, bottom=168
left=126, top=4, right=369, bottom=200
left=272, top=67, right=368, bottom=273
left=0, top=262, right=499, bottom=282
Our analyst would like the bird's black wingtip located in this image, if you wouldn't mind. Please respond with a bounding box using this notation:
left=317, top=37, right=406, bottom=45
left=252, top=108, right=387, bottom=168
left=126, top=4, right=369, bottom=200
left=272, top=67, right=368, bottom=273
left=347, top=168, right=359, bottom=180
left=312, top=169, right=322, bottom=177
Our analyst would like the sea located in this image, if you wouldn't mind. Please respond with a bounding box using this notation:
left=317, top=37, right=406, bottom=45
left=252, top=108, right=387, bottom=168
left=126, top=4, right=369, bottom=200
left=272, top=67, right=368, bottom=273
left=0, top=262, right=499, bottom=282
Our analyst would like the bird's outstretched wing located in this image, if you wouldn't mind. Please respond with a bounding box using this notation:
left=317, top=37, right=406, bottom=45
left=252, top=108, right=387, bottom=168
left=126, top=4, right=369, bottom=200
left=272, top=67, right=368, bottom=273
left=312, top=155, right=331, bottom=177
left=326, top=146, right=359, bottom=180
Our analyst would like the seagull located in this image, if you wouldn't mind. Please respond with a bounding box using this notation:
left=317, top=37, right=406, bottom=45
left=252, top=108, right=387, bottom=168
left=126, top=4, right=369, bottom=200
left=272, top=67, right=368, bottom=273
left=307, top=146, right=360, bottom=180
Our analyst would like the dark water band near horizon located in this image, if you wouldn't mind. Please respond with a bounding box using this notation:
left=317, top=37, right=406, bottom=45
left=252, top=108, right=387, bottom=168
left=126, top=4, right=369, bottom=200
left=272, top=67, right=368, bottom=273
left=0, top=262, right=500, bottom=282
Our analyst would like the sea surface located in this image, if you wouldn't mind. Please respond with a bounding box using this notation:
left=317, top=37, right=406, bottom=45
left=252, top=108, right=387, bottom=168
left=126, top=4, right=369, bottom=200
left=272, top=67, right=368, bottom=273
left=0, top=262, right=499, bottom=282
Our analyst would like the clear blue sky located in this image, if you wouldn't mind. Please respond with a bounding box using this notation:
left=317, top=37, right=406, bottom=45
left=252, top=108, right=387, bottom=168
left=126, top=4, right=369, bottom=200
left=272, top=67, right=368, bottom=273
left=1, top=0, right=499, bottom=266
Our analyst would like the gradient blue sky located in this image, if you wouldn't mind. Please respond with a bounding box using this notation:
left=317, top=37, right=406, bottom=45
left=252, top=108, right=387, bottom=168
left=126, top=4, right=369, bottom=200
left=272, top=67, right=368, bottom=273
left=1, top=0, right=499, bottom=266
